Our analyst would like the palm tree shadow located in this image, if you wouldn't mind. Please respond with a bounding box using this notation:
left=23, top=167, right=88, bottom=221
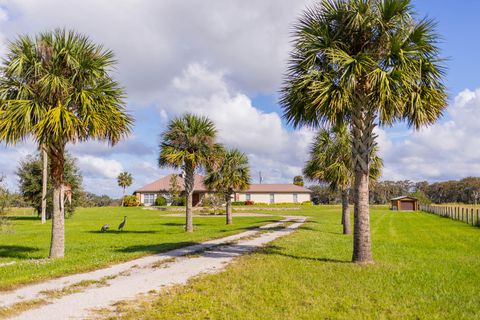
left=262, top=245, right=349, bottom=264
left=0, top=245, right=40, bottom=259
left=87, top=230, right=158, bottom=234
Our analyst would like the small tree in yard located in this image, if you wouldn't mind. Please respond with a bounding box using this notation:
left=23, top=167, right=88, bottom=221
left=159, top=113, right=221, bottom=232
left=205, top=148, right=251, bottom=225
left=293, top=176, right=304, bottom=187
left=282, top=0, right=447, bottom=263
left=117, top=172, right=133, bottom=206
left=17, top=153, right=83, bottom=219
left=0, top=29, right=133, bottom=258
left=169, top=174, right=182, bottom=205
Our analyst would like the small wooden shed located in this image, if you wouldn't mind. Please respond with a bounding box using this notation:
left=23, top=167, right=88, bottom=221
left=390, top=196, right=418, bottom=211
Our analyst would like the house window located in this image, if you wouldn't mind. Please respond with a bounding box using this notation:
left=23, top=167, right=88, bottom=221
left=246, top=193, right=251, bottom=201
left=270, top=193, right=275, bottom=204
left=144, top=193, right=155, bottom=205
left=293, top=193, right=298, bottom=203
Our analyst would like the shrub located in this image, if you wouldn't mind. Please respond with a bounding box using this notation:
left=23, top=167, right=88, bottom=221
left=123, top=195, right=140, bottom=207
left=301, top=201, right=313, bottom=206
left=155, top=196, right=167, bottom=206
left=232, top=201, right=245, bottom=206
left=172, top=196, right=186, bottom=206
left=245, top=200, right=254, bottom=205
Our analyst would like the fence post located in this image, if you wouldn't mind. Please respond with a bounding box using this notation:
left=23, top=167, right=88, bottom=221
left=462, top=208, right=464, bottom=221
left=471, top=208, right=474, bottom=225
left=477, top=209, right=479, bottom=227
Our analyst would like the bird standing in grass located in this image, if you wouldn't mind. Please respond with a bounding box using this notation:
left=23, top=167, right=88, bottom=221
left=118, top=216, right=127, bottom=231
left=100, top=224, right=109, bottom=232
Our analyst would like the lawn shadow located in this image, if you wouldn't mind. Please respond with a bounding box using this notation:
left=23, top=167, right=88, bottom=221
left=0, top=245, right=40, bottom=259
left=261, top=245, right=349, bottom=264
left=87, top=230, right=158, bottom=234
left=7, top=216, right=39, bottom=221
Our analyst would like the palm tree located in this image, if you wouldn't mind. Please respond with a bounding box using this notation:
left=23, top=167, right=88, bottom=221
left=304, top=124, right=382, bottom=235
left=205, top=148, right=251, bottom=225
left=293, top=176, right=304, bottom=187
left=159, top=113, right=219, bottom=232
left=0, top=29, right=133, bottom=258
left=117, top=172, right=133, bottom=206
left=281, top=0, right=447, bottom=263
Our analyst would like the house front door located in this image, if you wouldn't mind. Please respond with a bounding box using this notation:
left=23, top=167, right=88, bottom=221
left=192, top=193, right=200, bottom=206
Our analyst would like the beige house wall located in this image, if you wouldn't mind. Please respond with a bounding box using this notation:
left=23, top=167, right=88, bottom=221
left=237, top=192, right=310, bottom=204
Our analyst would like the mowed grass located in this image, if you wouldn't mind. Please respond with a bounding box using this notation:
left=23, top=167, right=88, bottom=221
left=0, top=207, right=279, bottom=291
left=115, top=206, right=480, bottom=320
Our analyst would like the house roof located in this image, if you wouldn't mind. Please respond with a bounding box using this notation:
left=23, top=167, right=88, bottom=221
left=390, top=196, right=417, bottom=201
left=135, top=174, right=208, bottom=192
left=135, top=174, right=312, bottom=193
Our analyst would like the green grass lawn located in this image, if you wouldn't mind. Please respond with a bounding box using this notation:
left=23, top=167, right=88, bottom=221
left=0, top=207, right=279, bottom=291
left=114, top=206, right=480, bottom=320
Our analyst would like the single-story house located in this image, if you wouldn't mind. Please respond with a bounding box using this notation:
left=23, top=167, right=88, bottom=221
left=390, top=196, right=418, bottom=211
left=134, top=174, right=312, bottom=206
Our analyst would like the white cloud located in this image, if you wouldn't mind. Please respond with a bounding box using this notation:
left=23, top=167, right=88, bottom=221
left=157, top=62, right=314, bottom=183
left=379, top=88, right=480, bottom=182
left=0, top=0, right=314, bottom=101
left=76, top=155, right=123, bottom=179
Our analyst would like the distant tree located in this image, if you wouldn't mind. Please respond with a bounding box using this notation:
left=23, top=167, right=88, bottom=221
left=309, top=184, right=336, bottom=205
left=17, top=153, right=83, bottom=218
left=409, top=190, right=431, bottom=205
left=0, top=175, right=10, bottom=231
left=293, top=176, right=304, bottom=187
left=205, top=148, right=251, bottom=225
left=78, top=192, right=117, bottom=207
left=117, top=172, right=133, bottom=206
left=159, top=113, right=221, bottom=232
left=282, top=0, right=447, bottom=263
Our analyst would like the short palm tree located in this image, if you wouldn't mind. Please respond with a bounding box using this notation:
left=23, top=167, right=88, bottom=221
left=159, top=113, right=220, bottom=232
left=281, top=0, right=447, bottom=263
left=0, top=29, right=133, bottom=258
left=117, top=172, right=133, bottom=206
left=304, top=124, right=382, bottom=235
left=205, top=148, right=251, bottom=225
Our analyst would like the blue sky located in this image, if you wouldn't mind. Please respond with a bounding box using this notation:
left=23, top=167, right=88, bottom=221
left=0, top=0, right=479, bottom=197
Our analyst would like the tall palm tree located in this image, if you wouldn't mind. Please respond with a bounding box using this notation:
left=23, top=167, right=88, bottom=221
left=0, top=29, right=133, bottom=258
left=159, top=113, right=219, bottom=232
left=304, top=124, right=382, bottom=235
left=281, top=0, right=447, bottom=263
left=117, top=172, right=133, bottom=206
left=205, top=148, right=251, bottom=225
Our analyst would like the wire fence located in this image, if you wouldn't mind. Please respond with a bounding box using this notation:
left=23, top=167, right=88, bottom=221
left=420, top=204, right=480, bottom=227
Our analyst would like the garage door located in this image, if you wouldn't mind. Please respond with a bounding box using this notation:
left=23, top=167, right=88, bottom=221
left=400, top=201, right=414, bottom=211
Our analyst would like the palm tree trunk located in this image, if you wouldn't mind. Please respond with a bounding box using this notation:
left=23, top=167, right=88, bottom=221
left=184, top=164, right=194, bottom=232
left=351, top=105, right=374, bottom=264
left=341, top=189, right=351, bottom=235
left=225, top=193, right=232, bottom=225
left=48, top=145, right=65, bottom=258
left=121, top=187, right=125, bottom=207
left=41, top=147, right=48, bottom=224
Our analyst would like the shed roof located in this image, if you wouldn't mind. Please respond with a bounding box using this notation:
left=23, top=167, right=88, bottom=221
left=390, top=196, right=417, bottom=201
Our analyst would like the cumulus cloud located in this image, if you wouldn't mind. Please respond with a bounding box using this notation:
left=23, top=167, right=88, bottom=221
left=0, top=0, right=313, bottom=101
left=157, top=62, right=315, bottom=183
left=379, top=88, right=480, bottom=182
left=76, top=156, right=123, bottom=179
